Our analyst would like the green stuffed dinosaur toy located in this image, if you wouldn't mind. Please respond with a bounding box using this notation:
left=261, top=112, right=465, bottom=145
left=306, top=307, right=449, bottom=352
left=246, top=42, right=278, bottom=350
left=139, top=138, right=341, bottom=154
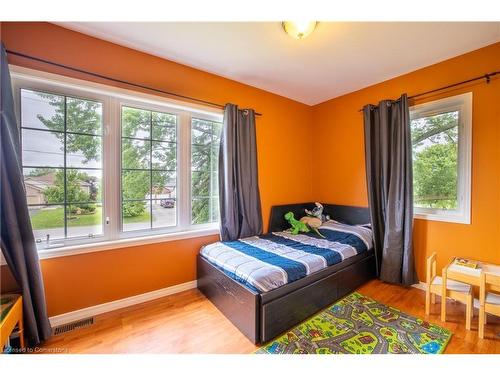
left=284, top=212, right=310, bottom=235
left=284, top=211, right=326, bottom=238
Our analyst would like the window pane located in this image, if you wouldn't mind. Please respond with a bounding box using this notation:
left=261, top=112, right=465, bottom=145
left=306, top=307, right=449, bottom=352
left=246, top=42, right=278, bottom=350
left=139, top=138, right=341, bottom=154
left=122, top=138, right=150, bottom=169
left=66, top=97, right=103, bottom=135
left=192, top=119, right=213, bottom=145
left=151, top=171, right=176, bottom=199
left=152, top=141, right=176, bottom=170
left=21, top=88, right=105, bottom=245
left=122, top=200, right=151, bottom=232
left=211, top=171, right=219, bottom=195
left=21, top=89, right=64, bottom=131
left=211, top=146, right=219, bottom=170
left=29, top=205, right=65, bottom=241
left=191, top=145, right=211, bottom=171
left=122, top=106, right=150, bottom=139
left=192, top=198, right=210, bottom=224
left=22, top=129, right=64, bottom=167
left=211, top=197, right=220, bottom=222
left=121, top=107, right=179, bottom=233
left=411, top=111, right=459, bottom=210
left=192, top=171, right=210, bottom=197
left=152, top=199, right=176, bottom=228
left=212, top=122, right=222, bottom=144
left=191, top=118, right=221, bottom=225
left=192, top=196, right=219, bottom=225
left=66, top=133, right=102, bottom=168
left=152, top=112, right=176, bottom=142
left=66, top=169, right=102, bottom=203
left=67, top=203, right=103, bottom=238
left=24, top=168, right=64, bottom=205
left=122, top=170, right=150, bottom=200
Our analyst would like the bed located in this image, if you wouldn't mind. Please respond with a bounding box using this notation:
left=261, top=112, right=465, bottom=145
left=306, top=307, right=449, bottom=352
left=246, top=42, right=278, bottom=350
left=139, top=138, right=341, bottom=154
left=197, top=203, right=377, bottom=344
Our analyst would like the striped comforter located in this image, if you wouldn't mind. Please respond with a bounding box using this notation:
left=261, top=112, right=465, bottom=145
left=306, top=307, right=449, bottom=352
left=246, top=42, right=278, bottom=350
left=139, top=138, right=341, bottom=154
left=200, top=221, right=373, bottom=293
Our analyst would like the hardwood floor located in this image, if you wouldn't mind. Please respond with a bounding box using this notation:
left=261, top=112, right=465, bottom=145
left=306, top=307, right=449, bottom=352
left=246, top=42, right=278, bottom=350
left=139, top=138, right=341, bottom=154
left=40, top=279, right=500, bottom=354
left=357, top=280, right=500, bottom=354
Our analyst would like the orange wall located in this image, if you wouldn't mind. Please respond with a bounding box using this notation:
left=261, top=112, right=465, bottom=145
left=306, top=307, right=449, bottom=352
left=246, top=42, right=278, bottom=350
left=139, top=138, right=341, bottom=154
left=0, top=22, right=314, bottom=316
left=1, top=22, right=499, bottom=317
left=312, top=42, right=500, bottom=280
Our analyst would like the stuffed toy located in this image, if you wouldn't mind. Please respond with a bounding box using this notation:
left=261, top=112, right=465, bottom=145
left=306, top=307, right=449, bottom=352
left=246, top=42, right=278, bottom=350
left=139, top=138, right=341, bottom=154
left=304, top=202, right=330, bottom=223
left=284, top=211, right=325, bottom=238
left=300, top=216, right=325, bottom=238
left=284, top=212, right=310, bottom=235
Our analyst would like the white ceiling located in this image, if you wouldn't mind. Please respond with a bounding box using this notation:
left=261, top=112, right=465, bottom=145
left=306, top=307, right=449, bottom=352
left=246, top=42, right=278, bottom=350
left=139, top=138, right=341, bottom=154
left=57, top=22, right=500, bottom=105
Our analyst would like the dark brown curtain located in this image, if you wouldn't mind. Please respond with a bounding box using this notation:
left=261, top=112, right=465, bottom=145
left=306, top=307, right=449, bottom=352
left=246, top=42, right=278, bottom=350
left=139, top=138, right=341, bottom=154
left=218, top=104, right=262, bottom=241
left=1, top=43, right=52, bottom=346
left=363, top=94, right=418, bottom=286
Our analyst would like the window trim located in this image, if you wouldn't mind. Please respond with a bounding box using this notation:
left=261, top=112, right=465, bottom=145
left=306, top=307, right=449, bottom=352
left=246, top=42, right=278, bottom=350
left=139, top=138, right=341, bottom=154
left=11, top=65, right=222, bottom=256
left=410, top=92, right=472, bottom=224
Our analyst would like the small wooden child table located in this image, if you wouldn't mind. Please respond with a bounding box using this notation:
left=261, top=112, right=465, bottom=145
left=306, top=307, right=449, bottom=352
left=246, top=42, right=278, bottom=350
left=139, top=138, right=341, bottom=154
left=446, top=259, right=500, bottom=287
left=442, top=258, right=500, bottom=324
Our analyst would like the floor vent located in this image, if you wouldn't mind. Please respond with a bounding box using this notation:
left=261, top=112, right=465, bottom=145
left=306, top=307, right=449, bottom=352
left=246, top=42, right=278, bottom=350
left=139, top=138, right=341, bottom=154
left=53, top=317, right=94, bottom=335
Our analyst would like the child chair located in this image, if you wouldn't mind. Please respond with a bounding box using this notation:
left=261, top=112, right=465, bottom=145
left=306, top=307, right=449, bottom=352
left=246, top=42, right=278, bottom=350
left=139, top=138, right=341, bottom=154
left=425, top=252, right=473, bottom=330
left=478, top=272, right=500, bottom=339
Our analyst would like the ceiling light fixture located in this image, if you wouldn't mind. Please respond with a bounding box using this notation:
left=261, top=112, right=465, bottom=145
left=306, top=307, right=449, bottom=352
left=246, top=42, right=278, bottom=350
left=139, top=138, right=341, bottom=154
left=282, top=21, right=318, bottom=40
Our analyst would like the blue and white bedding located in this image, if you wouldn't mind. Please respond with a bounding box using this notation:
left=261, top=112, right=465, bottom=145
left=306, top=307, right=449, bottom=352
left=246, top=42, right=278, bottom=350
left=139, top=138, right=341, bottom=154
left=200, top=221, right=373, bottom=293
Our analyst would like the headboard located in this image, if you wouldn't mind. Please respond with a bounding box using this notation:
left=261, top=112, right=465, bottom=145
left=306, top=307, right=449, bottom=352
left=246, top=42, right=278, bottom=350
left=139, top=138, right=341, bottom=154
left=268, top=202, right=370, bottom=233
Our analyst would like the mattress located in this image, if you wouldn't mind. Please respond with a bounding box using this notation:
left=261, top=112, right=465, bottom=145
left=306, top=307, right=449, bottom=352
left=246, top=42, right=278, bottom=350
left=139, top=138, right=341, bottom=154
left=200, top=221, right=373, bottom=293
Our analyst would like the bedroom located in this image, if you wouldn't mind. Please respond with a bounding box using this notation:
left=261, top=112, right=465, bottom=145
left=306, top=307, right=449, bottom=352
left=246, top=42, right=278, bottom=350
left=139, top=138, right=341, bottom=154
left=1, top=0, right=500, bottom=372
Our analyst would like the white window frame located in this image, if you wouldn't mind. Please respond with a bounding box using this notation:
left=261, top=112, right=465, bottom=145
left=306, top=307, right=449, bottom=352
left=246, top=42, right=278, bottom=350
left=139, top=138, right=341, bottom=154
left=10, top=65, right=222, bottom=259
left=410, top=92, right=472, bottom=224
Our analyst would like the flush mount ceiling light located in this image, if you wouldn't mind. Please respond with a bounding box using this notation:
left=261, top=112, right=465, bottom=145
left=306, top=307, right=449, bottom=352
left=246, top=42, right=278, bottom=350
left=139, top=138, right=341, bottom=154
left=282, top=21, right=318, bottom=40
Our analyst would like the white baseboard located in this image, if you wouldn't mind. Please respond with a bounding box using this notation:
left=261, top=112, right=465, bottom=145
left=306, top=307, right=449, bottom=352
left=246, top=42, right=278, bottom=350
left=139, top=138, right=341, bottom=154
left=412, top=281, right=426, bottom=291
left=49, top=280, right=197, bottom=327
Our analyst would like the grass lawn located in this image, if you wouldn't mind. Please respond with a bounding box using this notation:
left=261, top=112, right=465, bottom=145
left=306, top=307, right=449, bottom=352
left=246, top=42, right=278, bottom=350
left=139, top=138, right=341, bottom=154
left=30, top=206, right=102, bottom=229
left=123, top=212, right=151, bottom=224
left=30, top=206, right=151, bottom=229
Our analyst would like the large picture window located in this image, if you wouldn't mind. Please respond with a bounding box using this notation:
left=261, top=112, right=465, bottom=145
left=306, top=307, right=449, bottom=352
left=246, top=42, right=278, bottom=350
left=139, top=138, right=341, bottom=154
left=410, top=93, right=472, bottom=224
left=14, top=70, right=222, bottom=251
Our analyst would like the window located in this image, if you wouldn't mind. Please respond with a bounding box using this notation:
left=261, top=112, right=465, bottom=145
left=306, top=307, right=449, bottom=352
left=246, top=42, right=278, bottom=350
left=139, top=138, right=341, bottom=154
left=410, top=92, right=472, bottom=224
left=14, top=69, right=222, bottom=251
left=21, top=89, right=104, bottom=244
left=121, top=106, right=178, bottom=232
left=191, top=118, right=221, bottom=224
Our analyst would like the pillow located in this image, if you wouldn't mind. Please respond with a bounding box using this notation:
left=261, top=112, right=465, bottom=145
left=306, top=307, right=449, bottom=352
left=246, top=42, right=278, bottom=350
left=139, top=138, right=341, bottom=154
left=322, top=219, right=340, bottom=224
left=320, top=220, right=371, bottom=229
left=357, top=223, right=372, bottom=228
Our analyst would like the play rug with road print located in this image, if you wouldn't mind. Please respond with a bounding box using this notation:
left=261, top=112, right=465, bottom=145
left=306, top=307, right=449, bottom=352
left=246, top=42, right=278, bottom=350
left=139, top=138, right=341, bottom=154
left=256, top=292, right=451, bottom=354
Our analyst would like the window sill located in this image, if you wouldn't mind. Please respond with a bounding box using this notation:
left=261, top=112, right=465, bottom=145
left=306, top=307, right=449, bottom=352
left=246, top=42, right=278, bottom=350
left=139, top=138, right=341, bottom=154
left=0, top=226, right=220, bottom=265
left=414, top=212, right=470, bottom=225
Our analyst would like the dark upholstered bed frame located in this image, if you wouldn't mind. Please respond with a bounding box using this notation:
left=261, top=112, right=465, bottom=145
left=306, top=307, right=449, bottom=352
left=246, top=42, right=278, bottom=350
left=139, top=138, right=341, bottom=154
left=197, top=203, right=376, bottom=344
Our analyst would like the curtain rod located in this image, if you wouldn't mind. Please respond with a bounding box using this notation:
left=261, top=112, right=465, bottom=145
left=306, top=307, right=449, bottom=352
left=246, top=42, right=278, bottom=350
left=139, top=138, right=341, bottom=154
left=6, top=49, right=263, bottom=117
left=358, top=70, right=499, bottom=112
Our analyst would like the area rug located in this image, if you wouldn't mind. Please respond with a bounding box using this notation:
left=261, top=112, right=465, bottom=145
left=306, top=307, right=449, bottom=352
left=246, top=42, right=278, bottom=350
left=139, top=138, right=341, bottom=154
left=256, top=292, right=451, bottom=354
